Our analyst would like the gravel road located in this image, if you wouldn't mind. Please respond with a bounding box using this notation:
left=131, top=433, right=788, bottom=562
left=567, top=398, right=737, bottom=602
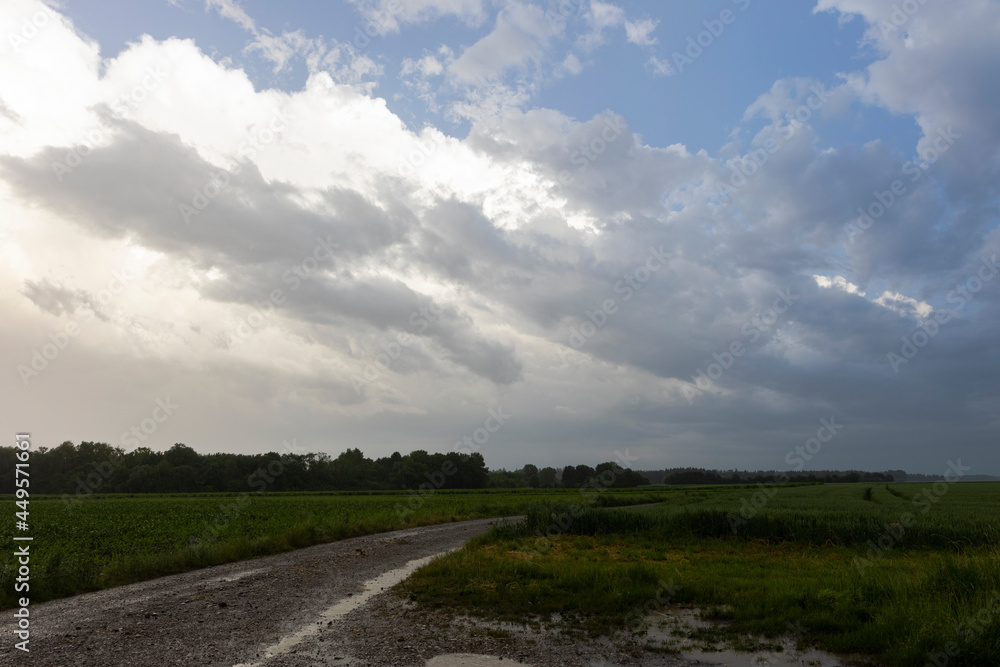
left=0, top=518, right=514, bottom=666
left=0, top=518, right=844, bottom=666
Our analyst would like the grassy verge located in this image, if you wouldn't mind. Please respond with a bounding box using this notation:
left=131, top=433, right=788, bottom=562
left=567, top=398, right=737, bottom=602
left=401, top=484, right=1000, bottom=666
left=0, top=487, right=672, bottom=608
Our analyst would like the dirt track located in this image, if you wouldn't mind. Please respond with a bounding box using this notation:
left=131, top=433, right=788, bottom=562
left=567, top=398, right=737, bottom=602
left=0, top=518, right=839, bottom=666
left=0, top=519, right=509, bottom=666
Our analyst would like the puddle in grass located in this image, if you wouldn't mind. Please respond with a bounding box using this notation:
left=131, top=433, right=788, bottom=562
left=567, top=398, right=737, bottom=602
left=643, top=608, right=845, bottom=667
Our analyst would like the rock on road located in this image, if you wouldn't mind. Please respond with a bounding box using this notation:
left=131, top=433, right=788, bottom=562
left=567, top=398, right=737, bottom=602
left=0, top=518, right=510, bottom=667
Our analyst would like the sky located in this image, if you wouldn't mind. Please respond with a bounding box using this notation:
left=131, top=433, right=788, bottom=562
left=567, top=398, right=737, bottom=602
left=1, top=0, right=998, bottom=475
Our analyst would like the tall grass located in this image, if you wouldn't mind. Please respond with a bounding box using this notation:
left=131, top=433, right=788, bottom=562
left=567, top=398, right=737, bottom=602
left=403, top=483, right=1000, bottom=666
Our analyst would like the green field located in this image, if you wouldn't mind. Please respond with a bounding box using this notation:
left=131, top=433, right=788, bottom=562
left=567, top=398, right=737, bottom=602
left=0, top=487, right=669, bottom=608
left=5, top=483, right=999, bottom=665
left=402, top=483, right=1000, bottom=666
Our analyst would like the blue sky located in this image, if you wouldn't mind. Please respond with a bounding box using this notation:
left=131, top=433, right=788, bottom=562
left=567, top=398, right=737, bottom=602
left=63, top=0, right=908, bottom=153
left=2, top=0, right=999, bottom=475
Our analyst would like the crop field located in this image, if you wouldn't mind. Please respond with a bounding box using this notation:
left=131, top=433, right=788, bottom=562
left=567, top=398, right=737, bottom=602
left=0, top=487, right=671, bottom=608
left=4, top=483, right=998, bottom=665
left=403, top=482, right=1000, bottom=667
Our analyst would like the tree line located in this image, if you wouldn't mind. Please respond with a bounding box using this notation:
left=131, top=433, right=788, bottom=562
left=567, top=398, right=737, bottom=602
left=0, top=441, right=649, bottom=496
left=639, top=467, right=897, bottom=485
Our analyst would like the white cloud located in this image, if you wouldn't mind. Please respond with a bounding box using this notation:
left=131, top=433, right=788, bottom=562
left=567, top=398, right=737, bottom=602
left=815, top=277, right=934, bottom=321
left=449, top=2, right=561, bottom=85
left=402, top=54, right=444, bottom=78
left=645, top=55, right=673, bottom=77
left=813, top=274, right=866, bottom=296
left=244, top=31, right=383, bottom=86
left=816, top=0, right=1000, bottom=191
left=589, top=1, right=625, bottom=30
left=245, top=30, right=312, bottom=72
left=348, top=0, right=488, bottom=35
left=578, top=1, right=625, bottom=50
left=205, top=0, right=256, bottom=32
left=2, top=0, right=1000, bottom=472
left=561, top=52, right=583, bottom=76
left=874, top=290, right=933, bottom=319
left=624, top=18, right=658, bottom=46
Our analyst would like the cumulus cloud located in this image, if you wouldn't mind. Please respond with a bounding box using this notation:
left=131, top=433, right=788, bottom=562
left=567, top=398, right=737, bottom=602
left=449, top=3, right=561, bottom=84
left=1, top=0, right=999, bottom=473
left=816, top=0, right=1000, bottom=194
left=624, top=18, right=658, bottom=45
left=578, top=1, right=625, bottom=50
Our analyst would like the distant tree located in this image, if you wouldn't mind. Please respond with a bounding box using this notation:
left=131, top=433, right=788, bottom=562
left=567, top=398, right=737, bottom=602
left=0, top=440, right=905, bottom=495
left=538, top=467, right=558, bottom=487
left=487, top=469, right=524, bottom=488
left=164, top=443, right=200, bottom=468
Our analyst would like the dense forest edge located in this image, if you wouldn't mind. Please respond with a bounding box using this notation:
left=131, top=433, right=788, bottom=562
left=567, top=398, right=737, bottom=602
left=1, top=441, right=984, bottom=497
left=0, top=441, right=649, bottom=495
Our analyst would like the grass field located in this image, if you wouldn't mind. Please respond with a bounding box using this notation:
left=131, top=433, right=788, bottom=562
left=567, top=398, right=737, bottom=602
left=0, top=487, right=669, bottom=608
left=402, top=482, right=1000, bottom=666
left=5, top=483, right=998, bottom=665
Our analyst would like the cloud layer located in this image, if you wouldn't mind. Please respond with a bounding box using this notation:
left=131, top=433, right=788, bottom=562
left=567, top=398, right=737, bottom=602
left=1, top=0, right=998, bottom=474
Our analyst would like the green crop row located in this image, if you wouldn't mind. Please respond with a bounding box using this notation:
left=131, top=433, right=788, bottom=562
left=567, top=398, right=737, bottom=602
left=402, top=482, right=1000, bottom=667
left=0, top=487, right=675, bottom=608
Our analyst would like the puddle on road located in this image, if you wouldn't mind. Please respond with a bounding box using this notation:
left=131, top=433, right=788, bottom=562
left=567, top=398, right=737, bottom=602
left=681, top=644, right=843, bottom=666
left=426, top=655, right=531, bottom=666
left=233, top=550, right=453, bottom=667
left=644, top=608, right=845, bottom=667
